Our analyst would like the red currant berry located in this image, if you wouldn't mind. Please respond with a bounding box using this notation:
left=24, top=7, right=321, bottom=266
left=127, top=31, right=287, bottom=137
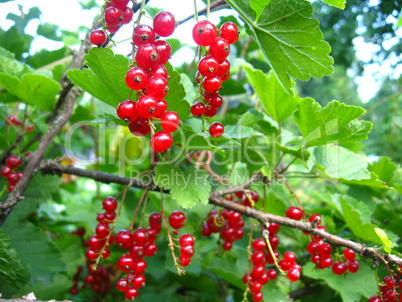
left=221, top=72, right=230, bottom=81
left=201, top=223, right=212, bottom=237
left=242, top=273, right=255, bottom=285
left=102, top=196, right=117, bottom=213
left=137, top=95, right=158, bottom=118
left=252, top=264, right=265, bottom=279
left=118, top=254, right=135, bottom=272
left=161, top=111, right=179, bottom=132
left=105, top=7, right=123, bottom=27
left=153, top=11, right=176, bottom=37
left=198, top=56, right=219, bottom=77
left=7, top=173, right=19, bottom=186
left=150, top=131, right=173, bottom=153
left=368, top=296, right=381, bottom=302
left=227, top=211, right=241, bottom=227
left=132, top=258, right=147, bottom=275
left=26, top=125, right=34, bottom=133
left=209, top=122, right=224, bottom=138
left=180, top=233, right=195, bottom=246
left=146, top=75, right=169, bottom=99
left=319, top=257, right=333, bottom=268
left=259, top=273, right=269, bottom=285
left=203, top=76, right=222, bottom=93
left=6, top=155, right=20, bottom=169
left=116, top=278, right=129, bottom=291
left=331, top=261, right=347, bottom=275
left=130, top=245, right=145, bottom=259
left=217, top=59, right=230, bottom=78
left=347, top=260, right=359, bottom=273
left=149, top=212, right=162, bottom=228
left=16, top=171, right=23, bottom=181
left=144, top=242, right=158, bottom=257
left=252, top=292, right=263, bottom=302
left=121, top=7, right=133, bottom=24
left=284, top=251, right=296, bottom=263
left=279, top=260, right=291, bottom=271
left=169, top=210, right=186, bottom=229
left=132, top=25, right=155, bottom=46
left=124, top=287, right=139, bottom=300
left=220, top=21, right=239, bottom=44
left=180, top=244, right=195, bottom=258
left=102, top=247, right=110, bottom=259
left=117, top=100, right=138, bottom=122
left=286, top=206, right=303, bottom=220
left=306, top=241, right=320, bottom=254
left=86, top=248, right=98, bottom=261
left=115, top=230, right=134, bottom=248
left=135, top=43, right=159, bottom=69
left=191, top=102, right=205, bottom=116
left=133, top=227, right=149, bottom=246
left=6, top=115, right=22, bottom=126
left=250, top=281, right=262, bottom=294
left=110, top=0, right=129, bottom=8
left=209, top=37, right=230, bottom=63
left=107, top=24, right=121, bottom=34
left=287, top=268, right=301, bottom=282
left=153, top=99, right=168, bottom=118
left=235, top=227, right=244, bottom=239
left=179, top=256, right=191, bottom=267
left=147, top=227, right=158, bottom=241
left=25, top=151, right=34, bottom=158
left=319, top=243, right=332, bottom=256
left=125, top=66, right=148, bottom=90
left=343, top=248, right=356, bottom=261
left=251, top=250, right=265, bottom=265
left=209, top=95, right=223, bottom=108
left=252, top=238, right=266, bottom=251
left=1, top=165, right=12, bottom=178
left=267, top=222, right=280, bottom=234
left=149, top=65, right=168, bottom=79
left=267, top=268, right=277, bottom=280
left=128, top=117, right=151, bottom=136
left=96, top=223, right=110, bottom=239
left=88, top=235, right=104, bottom=250
left=309, top=213, right=322, bottom=225
left=192, top=20, right=217, bottom=46
left=131, top=274, right=146, bottom=288
left=96, top=212, right=106, bottom=223
left=90, top=30, right=107, bottom=45
left=155, top=40, right=171, bottom=65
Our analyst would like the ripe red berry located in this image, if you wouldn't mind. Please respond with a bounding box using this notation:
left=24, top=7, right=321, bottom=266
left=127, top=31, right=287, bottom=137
left=217, top=59, right=230, bottom=78
left=107, top=24, right=121, bottom=34
left=209, top=122, right=224, bottom=138
left=251, top=250, right=265, bottom=265
left=250, top=281, right=262, bottom=294
left=343, top=248, right=356, bottom=261
left=267, top=222, right=280, bottom=234
left=180, top=233, right=195, bottom=246
left=191, top=102, right=205, bottom=116
left=137, top=95, right=158, bottom=118
left=133, top=227, right=149, bottom=246
left=155, top=40, right=172, bottom=65
left=88, top=235, right=104, bottom=250
left=125, top=66, right=148, bottom=90
left=267, top=268, right=277, bottom=280
left=253, top=292, right=263, bottom=302
left=153, top=11, right=176, bottom=37
left=144, top=242, right=157, bottom=257
left=150, top=131, right=173, bottom=153
left=132, top=25, right=155, bottom=46
left=192, top=20, right=217, bottom=46
left=116, top=278, right=129, bottom=291
left=309, top=213, right=322, bottom=225
left=86, top=248, right=98, bottom=261
left=135, top=43, right=159, bottom=69
left=319, top=257, right=333, bottom=268
left=146, top=76, right=169, bottom=99
left=1, top=165, right=12, bottom=178
left=130, top=245, right=145, bottom=259
left=105, top=7, right=123, bottom=27
left=6, top=155, right=21, bottom=169
left=284, top=251, right=296, bottom=263
left=118, top=254, right=135, bottom=272
left=131, top=274, right=146, bottom=288
left=90, top=30, right=107, bottom=45
left=279, top=259, right=291, bottom=271
left=7, top=185, right=14, bottom=192
left=319, top=243, right=332, bottom=256
left=110, top=0, right=129, bottom=8
left=149, top=212, right=162, bottom=228
left=347, top=260, right=359, bottom=273
left=128, top=117, right=151, bottom=136
left=198, top=56, right=219, bottom=77
left=153, top=99, right=168, bottom=118
left=287, top=268, right=301, bottom=282
left=169, top=210, right=186, bottom=229
left=220, top=22, right=239, bottom=44
left=26, top=125, right=34, bottom=133
left=96, top=223, right=110, bottom=239
left=132, top=258, right=147, bottom=275
left=306, top=241, right=320, bottom=254
left=286, top=206, right=303, bottom=220
left=203, top=76, right=222, bottom=93
left=161, top=111, right=179, bottom=132
left=179, top=256, right=191, bottom=267
left=124, top=287, right=139, bottom=300
left=115, top=230, right=133, bottom=248
left=121, top=7, right=133, bottom=24
left=117, top=100, right=138, bottom=122
left=331, top=261, right=347, bottom=275
left=7, top=173, right=19, bottom=186
left=148, top=65, right=168, bottom=79
left=368, top=296, right=381, bottom=302
left=252, top=264, right=265, bottom=279
left=209, top=37, right=230, bottom=63
left=209, top=95, right=223, bottom=108
left=102, top=196, right=117, bottom=213
left=180, top=244, right=195, bottom=258
left=252, top=238, right=266, bottom=251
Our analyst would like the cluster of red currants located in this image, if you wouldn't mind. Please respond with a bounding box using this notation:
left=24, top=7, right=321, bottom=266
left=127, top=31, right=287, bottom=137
left=368, top=268, right=402, bottom=302
left=5, top=115, right=34, bottom=132
left=86, top=196, right=117, bottom=262
left=1, top=155, right=26, bottom=192
left=114, top=212, right=162, bottom=300
left=116, top=11, right=180, bottom=153
left=191, top=20, right=239, bottom=138
left=83, top=265, right=112, bottom=296
left=89, top=0, right=133, bottom=45
left=168, top=211, right=196, bottom=267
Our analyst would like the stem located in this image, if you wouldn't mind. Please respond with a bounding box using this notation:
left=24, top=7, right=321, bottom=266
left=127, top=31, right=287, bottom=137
left=129, top=187, right=149, bottom=231
left=373, top=250, right=397, bottom=294
left=278, top=157, right=297, bottom=174
left=193, top=0, right=199, bottom=22
left=276, top=175, right=307, bottom=222
left=194, top=152, right=226, bottom=185
left=262, top=229, right=285, bottom=275
left=207, top=0, right=211, bottom=20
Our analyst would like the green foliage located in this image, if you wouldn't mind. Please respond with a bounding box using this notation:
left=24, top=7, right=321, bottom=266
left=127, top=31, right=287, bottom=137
left=320, top=0, right=346, bottom=9
left=227, top=0, right=334, bottom=93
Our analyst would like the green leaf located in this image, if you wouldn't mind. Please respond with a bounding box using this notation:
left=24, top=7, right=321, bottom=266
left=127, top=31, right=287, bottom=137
left=320, top=0, right=346, bottom=9
left=369, top=157, right=400, bottom=189
left=227, top=0, right=333, bottom=93
left=179, top=72, right=197, bottom=106
left=303, top=261, right=376, bottom=302
left=6, top=7, right=41, bottom=34
left=0, top=73, right=60, bottom=111
left=154, top=163, right=211, bottom=209
left=310, top=146, right=395, bottom=190
left=0, top=47, right=25, bottom=78
left=339, top=194, right=384, bottom=245
left=67, top=47, right=132, bottom=108
left=70, top=105, right=95, bottom=124
left=0, top=229, right=10, bottom=249
left=0, top=27, right=33, bottom=60
left=374, top=228, right=393, bottom=253
left=294, top=98, right=372, bottom=147
left=250, top=0, right=272, bottom=21
left=165, top=63, right=191, bottom=120
left=238, top=59, right=297, bottom=122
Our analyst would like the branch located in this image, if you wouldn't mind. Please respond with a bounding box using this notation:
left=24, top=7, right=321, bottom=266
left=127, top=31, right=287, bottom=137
left=176, top=0, right=228, bottom=25
left=35, top=161, right=402, bottom=266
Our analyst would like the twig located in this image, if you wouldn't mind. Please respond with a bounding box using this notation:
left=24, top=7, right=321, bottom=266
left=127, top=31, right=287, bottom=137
left=177, top=0, right=228, bottom=25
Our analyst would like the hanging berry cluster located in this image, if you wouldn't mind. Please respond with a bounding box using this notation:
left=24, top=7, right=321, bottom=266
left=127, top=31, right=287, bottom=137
left=369, top=271, right=402, bottom=302
left=5, top=115, right=34, bottom=132
left=0, top=155, right=29, bottom=192
left=191, top=20, right=239, bottom=138
left=115, top=10, right=181, bottom=153
left=89, top=0, right=134, bottom=45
